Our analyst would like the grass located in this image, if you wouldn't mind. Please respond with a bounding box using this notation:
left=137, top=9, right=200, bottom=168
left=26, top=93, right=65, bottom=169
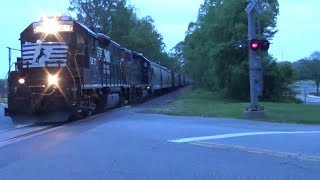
left=149, top=88, right=320, bottom=124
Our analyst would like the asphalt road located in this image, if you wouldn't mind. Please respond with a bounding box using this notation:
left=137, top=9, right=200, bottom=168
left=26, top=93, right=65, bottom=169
left=0, top=90, right=319, bottom=179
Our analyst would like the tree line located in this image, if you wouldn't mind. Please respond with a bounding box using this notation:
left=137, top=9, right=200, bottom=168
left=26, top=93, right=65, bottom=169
left=292, top=51, right=320, bottom=94
left=69, top=0, right=299, bottom=102
left=173, top=0, right=297, bottom=102
left=69, top=0, right=181, bottom=72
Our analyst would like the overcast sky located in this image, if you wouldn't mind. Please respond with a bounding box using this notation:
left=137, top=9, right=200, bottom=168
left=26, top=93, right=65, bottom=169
left=0, top=0, right=320, bottom=78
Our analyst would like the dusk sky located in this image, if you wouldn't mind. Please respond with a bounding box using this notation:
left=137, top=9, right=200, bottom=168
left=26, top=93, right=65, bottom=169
left=0, top=0, right=319, bottom=78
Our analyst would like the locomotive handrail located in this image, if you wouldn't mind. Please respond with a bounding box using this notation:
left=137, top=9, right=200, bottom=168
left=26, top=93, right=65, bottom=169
left=32, top=87, right=56, bottom=96
left=66, top=66, right=77, bottom=99
left=74, top=53, right=84, bottom=96
left=44, top=60, right=66, bottom=67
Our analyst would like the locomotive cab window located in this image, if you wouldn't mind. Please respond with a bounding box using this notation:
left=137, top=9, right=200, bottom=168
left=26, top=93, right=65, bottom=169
left=76, top=32, right=86, bottom=51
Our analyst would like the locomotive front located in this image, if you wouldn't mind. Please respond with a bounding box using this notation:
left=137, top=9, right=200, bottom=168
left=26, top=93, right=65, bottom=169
left=5, top=16, right=83, bottom=122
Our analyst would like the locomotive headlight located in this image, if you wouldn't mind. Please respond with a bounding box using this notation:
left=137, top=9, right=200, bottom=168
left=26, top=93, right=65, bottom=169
left=33, top=16, right=74, bottom=34
left=35, top=17, right=59, bottom=34
left=48, top=75, right=58, bottom=86
left=18, top=78, right=25, bottom=84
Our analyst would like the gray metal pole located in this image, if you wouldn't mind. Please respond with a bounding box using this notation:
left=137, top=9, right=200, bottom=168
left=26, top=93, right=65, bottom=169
left=248, top=10, right=259, bottom=110
left=244, top=0, right=266, bottom=118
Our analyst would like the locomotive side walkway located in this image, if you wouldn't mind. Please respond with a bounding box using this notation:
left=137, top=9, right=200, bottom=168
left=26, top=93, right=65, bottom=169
left=0, top=89, right=319, bottom=179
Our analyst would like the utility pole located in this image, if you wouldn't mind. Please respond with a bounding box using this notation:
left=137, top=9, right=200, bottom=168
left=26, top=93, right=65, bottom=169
left=244, top=0, right=266, bottom=118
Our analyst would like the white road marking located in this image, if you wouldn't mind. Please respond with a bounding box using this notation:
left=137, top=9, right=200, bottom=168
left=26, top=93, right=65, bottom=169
left=191, top=141, right=320, bottom=162
left=169, top=131, right=320, bottom=143
left=308, top=95, right=320, bottom=99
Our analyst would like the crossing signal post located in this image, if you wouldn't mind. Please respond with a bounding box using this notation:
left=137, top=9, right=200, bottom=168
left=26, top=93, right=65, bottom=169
left=244, top=0, right=266, bottom=119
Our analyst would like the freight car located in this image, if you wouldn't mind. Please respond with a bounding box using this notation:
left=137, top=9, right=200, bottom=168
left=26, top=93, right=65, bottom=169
left=5, top=16, right=186, bottom=123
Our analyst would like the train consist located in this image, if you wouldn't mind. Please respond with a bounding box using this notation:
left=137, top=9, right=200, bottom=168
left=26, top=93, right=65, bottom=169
left=5, top=16, right=188, bottom=123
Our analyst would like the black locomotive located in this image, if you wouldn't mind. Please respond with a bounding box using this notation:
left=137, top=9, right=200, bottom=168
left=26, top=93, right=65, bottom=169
left=5, top=16, right=187, bottom=122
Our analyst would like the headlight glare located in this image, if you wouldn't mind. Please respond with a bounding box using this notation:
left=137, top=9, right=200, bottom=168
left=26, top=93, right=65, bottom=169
left=18, top=78, right=25, bottom=84
left=48, top=75, right=58, bottom=86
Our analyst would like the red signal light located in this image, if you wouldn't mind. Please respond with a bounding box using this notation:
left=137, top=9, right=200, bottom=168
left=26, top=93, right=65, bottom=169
left=250, top=39, right=260, bottom=51
left=251, top=43, right=259, bottom=49
left=249, top=38, right=270, bottom=51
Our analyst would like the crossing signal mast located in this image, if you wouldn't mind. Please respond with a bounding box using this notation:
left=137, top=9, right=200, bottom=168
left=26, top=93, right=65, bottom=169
left=244, top=0, right=267, bottom=118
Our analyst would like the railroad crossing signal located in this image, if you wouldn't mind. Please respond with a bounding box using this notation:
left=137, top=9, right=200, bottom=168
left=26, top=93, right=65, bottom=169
left=245, top=0, right=261, bottom=14
left=259, top=39, right=270, bottom=51
left=244, top=0, right=266, bottom=117
left=249, top=39, right=270, bottom=51
left=250, top=39, right=260, bottom=51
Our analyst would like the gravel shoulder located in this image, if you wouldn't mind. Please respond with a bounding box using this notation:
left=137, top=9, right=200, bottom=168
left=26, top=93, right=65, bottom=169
left=135, top=86, right=191, bottom=109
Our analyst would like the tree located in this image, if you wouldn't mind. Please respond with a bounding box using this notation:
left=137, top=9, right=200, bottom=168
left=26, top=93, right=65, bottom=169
left=292, top=59, right=312, bottom=80
left=178, top=0, right=296, bottom=101
left=123, top=16, right=165, bottom=61
left=308, top=59, right=320, bottom=94
left=169, top=41, right=185, bottom=72
left=262, top=60, right=296, bottom=101
left=310, top=51, right=320, bottom=60
left=69, top=0, right=137, bottom=43
left=69, top=0, right=181, bottom=70
left=293, top=51, right=320, bottom=95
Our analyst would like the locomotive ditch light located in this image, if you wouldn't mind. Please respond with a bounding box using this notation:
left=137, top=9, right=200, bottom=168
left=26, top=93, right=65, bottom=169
left=48, top=75, right=59, bottom=86
left=18, top=78, right=25, bottom=84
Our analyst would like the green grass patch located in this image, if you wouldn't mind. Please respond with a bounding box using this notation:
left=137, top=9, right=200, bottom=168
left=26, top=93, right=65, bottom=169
left=149, top=88, right=320, bottom=124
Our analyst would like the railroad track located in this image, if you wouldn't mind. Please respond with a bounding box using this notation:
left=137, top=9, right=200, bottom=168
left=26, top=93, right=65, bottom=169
left=0, top=123, right=60, bottom=148
left=0, top=102, right=129, bottom=148
left=0, top=104, right=128, bottom=147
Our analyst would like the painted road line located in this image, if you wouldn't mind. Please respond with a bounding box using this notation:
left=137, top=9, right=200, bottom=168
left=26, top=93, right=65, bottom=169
left=308, top=95, right=320, bottom=99
left=169, top=131, right=320, bottom=143
left=190, top=141, right=320, bottom=162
